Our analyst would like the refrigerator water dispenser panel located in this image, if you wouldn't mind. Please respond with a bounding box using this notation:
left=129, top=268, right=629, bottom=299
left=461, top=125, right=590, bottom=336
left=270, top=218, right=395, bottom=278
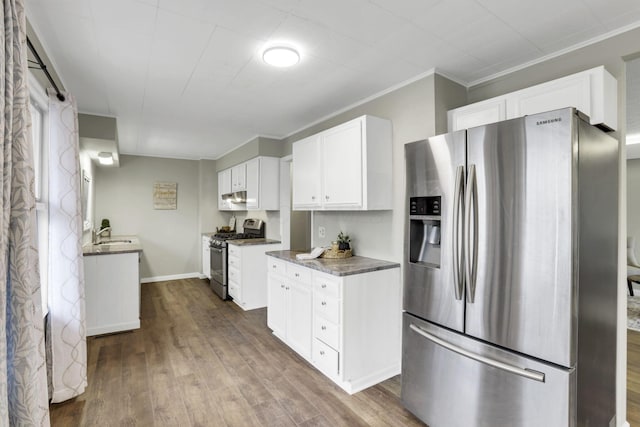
left=409, top=196, right=442, bottom=268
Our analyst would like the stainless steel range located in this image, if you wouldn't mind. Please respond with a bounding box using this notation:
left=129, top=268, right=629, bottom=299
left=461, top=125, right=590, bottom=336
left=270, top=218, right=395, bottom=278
left=209, top=218, right=265, bottom=300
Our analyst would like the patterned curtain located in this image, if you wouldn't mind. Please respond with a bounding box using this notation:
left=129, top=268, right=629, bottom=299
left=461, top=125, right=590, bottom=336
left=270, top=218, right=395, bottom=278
left=0, top=0, right=51, bottom=425
left=47, top=92, right=87, bottom=403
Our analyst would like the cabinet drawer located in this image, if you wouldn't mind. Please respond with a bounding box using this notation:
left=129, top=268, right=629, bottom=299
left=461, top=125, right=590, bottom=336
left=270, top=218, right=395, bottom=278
left=313, top=274, right=341, bottom=299
left=267, top=257, right=286, bottom=276
left=228, top=281, right=239, bottom=299
left=228, top=255, right=241, bottom=269
left=228, top=245, right=240, bottom=257
left=228, top=266, right=241, bottom=283
left=314, top=316, right=339, bottom=350
left=288, top=264, right=311, bottom=283
left=314, top=295, right=340, bottom=324
left=313, top=339, right=339, bottom=378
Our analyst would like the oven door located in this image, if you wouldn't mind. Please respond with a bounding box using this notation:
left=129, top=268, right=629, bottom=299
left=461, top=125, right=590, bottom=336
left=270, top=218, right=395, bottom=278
left=209, top=245, right=227, bottom=299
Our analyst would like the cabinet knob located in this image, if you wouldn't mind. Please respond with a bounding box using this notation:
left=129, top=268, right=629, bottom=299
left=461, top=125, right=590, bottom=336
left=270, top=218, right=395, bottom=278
left=321, top=284, right=326, bottom=288
left=320, top=350, right=325, bottom=356
left=321, top=325, right=326, bottom=330
left=295, top=273, right=299, bottom=277
left=311, top=196, right=316, bottom=200
left=280, top=284, right=285, bottom=289
left=272, top=264, right=276, bottom=268
left=286, top=287, right=290, bottom=290
left=325, top=195, right=329, bottom=200
left=321, top=301, right=327, bottom=306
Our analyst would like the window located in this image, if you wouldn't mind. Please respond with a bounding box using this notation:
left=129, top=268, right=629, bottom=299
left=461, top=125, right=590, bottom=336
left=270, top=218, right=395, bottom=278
left=29, top=73, right=49, bottom=316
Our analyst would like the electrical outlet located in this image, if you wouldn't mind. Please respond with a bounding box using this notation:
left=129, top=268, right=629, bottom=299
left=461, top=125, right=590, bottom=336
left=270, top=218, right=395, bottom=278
left=318, top=226, right=326, bottom=238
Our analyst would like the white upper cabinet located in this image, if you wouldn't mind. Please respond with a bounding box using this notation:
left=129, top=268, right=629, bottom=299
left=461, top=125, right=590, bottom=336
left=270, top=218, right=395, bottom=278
left=219, top=157, right=280, bottom=211
left=322, top=119, right=363, bottom=208
left=448, top=66, right=617, bottom=132
left=231, top=163, right=246, bottom=192
left=218, top=169, right=232, bottom=210
left=246, top=156, right=279, bottom=211
left=292, top=134, right=322, bottom=209
left=292, top=115, right=392, bottom=211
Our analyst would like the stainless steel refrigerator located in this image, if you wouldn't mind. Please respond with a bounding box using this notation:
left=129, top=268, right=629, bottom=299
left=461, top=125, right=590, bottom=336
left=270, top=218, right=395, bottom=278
left=402, top=108, right=618, bottom=427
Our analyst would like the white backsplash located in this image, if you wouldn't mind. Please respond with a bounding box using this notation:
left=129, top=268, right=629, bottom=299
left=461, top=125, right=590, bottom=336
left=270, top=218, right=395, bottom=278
left=311, top=210, right=401, bottom=262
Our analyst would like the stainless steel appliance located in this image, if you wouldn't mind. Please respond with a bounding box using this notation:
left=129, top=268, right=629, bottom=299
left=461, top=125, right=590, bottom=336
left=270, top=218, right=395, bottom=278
left=402, top=108, right=618, bottom=427
left=209, top=218, right=265, bottom=300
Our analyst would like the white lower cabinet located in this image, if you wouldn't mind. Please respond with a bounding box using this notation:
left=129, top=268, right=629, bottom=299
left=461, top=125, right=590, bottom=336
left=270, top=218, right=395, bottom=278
left=266, top=256, right=401, bottom=394
left=201, top=235, right=211, bottom=279
left=267, top=260, right=313, bottom=359
left=84, top=252, right=141, bottom=336
left=228, top=243, right=282, bottom=310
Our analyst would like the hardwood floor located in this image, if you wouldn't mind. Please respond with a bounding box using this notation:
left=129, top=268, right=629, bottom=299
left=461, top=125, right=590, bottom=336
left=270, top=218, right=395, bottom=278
left=50, top=278, right=424, bottom=426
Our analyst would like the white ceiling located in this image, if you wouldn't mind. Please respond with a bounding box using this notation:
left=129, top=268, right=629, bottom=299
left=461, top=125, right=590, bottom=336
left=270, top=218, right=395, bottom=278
left=26, top=0, right=640, bottom=160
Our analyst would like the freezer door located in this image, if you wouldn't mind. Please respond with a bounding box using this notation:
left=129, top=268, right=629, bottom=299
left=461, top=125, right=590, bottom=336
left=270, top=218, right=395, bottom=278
left=402, top=313, right=576, bottom=427
left=465, top=108, right=576, bottom=367
left=404, top=132, right=465, bottom=332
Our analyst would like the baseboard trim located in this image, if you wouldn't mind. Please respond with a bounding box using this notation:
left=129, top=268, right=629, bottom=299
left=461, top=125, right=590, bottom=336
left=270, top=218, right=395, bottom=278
left=141, top=272, right=202, bottom=283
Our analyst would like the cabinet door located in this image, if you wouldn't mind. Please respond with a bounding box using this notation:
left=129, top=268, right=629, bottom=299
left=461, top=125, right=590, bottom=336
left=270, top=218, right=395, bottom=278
left=267, top=274, right=287, bottom=339
left=322, top=119, right=363, bottom=208
left=246, top=158, right=259, bottom=210
left=218, top=169, right=231, bottom=210
left=509, top=73, right=590, bottom=120
left=292, top=135, right=322, bottom=209
left=448, top=98, right=507, bottom=132
left=202, top=237, right=211, bottom=278
left=231, top=164, right=246, bottom=191
left=287, top=280, right=312, bottom=359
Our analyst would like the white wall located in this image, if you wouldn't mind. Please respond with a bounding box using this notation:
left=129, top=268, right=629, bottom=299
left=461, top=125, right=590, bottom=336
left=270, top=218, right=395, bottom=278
left=79, top=149, right=94, bottom=245
left=95, top=155, right=201, bottom=279
left=628, top=159, right=640, bottom=257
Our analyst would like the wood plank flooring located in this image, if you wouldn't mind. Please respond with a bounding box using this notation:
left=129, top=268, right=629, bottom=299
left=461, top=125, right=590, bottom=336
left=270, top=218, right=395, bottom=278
left=51, top=278, right=640, bottom=426
left=50, top=278, right=425, bottom=426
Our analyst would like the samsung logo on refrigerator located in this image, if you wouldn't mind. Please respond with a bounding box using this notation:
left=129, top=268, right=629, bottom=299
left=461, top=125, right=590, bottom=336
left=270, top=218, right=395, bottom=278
left=536, top=117, right=563, bottom=125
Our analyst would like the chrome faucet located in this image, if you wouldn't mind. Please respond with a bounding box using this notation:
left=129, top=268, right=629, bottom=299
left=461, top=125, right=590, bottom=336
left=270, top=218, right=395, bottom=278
left=92, top=226, right=112, bottom=244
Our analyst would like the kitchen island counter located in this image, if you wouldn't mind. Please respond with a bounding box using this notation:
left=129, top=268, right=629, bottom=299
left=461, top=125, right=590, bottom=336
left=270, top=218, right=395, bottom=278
left=266, top=250, right=399, bottom=277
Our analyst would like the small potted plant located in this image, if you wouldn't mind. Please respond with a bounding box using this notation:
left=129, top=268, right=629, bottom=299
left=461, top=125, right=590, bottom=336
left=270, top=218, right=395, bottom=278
left=100, top=218, right=111, bottom=238
left=337, top=231, right=351, bottom=251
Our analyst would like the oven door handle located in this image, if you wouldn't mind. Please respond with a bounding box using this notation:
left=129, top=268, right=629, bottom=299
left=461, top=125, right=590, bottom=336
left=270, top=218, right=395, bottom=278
left=210, top=247, right=223, bottom=253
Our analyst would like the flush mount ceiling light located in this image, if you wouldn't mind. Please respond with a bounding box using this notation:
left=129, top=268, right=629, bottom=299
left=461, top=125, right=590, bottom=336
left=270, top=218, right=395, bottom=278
left=97, top=152, right=114, bottom=165
left=262, top=46, right=300, bottom=67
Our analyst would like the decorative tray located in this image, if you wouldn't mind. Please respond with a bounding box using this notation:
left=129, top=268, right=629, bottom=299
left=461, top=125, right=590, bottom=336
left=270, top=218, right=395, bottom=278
left=321, top=248, right=353, bottom=259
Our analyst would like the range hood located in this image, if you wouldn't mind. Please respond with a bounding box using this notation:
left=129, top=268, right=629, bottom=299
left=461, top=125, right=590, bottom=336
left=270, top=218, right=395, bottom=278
left=222, top=191, right=247, bottom=204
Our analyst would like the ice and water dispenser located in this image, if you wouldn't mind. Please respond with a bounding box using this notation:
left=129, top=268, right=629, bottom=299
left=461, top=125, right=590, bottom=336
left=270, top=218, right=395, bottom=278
left=409, top=196, right=441, bottom=268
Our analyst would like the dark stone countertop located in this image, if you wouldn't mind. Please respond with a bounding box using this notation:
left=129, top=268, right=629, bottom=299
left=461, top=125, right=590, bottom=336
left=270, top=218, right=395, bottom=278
left=265, top=250, right=400, bottom=277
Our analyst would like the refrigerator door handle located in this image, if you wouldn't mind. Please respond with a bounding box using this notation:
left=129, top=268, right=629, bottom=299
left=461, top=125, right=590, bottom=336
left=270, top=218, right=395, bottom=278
left=464, top=164, right=478, bottom=303
left=409, top=324, right=546, bottom=383
left=452, top=165, right=464, bottom=300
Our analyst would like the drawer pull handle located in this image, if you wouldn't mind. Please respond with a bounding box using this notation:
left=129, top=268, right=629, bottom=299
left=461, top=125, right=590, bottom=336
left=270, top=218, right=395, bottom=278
left=286, top=287, right=290, bottom=290
left=272, top=265, right=276, bottom=269
left=295, top=273, right=299, bottom=277
left=320, top=350, right=325, bottom=356
left=280, top=284, right=285, bottom=289
left=321, top=326, right=326, bottom=330
left=321, top=284, right=326, bottom=288
left=312, top=196, right=316, bottom=200
left=321, top=301, right=327, bottom=306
